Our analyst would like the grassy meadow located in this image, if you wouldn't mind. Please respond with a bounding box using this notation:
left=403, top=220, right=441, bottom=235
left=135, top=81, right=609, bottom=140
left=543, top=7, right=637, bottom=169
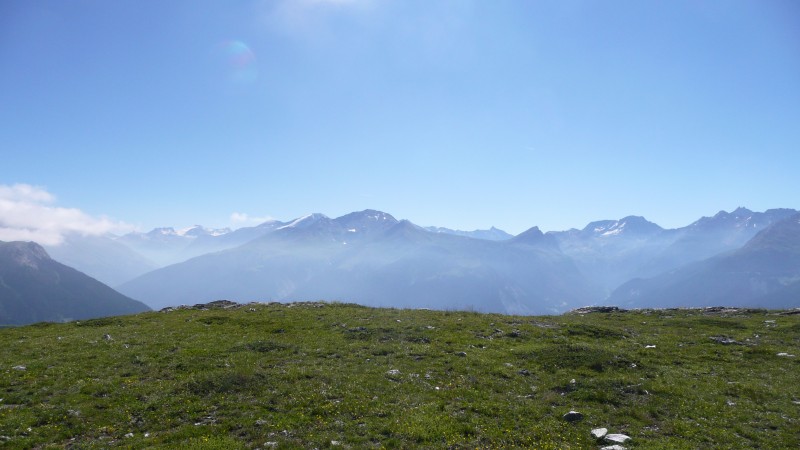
left=1, top=301, right=798, bottom=449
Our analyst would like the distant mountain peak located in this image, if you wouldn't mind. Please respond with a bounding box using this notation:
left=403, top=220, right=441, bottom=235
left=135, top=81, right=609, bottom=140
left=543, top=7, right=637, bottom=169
left=178, top=225, right=232, bottom=237
left=582, top=216, right=661, bottom=238
left=0, top=241, right=50, bottom=270
left=277, top=213, right=330, bottom=230
left=511, top=226, right=559, bottom=249
left=336, top=209, right=397, bottom=223
left=423, top=225, right=512, bottom=241
left=149, top=227, right=177, bottom=236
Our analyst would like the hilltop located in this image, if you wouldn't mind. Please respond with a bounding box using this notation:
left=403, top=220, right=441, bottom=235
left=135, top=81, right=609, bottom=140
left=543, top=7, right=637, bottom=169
left=1, top=302, right=798, bottom=448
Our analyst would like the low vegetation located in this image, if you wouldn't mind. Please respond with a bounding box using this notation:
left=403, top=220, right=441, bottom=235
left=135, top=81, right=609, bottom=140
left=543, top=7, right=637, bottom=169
left=1, top=302, right=798, bottom=448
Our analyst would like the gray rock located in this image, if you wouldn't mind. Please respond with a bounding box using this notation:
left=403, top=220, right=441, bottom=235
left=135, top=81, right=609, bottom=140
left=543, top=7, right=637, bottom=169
left=455, top=351, right=467, bottom=357
left=103, top=334, right=113, bottom=341
left=605, top=433, right=631, bottom=444
left=591, top=427, right=608, bottom=439
left=600, top=445, right=627, bottom=450
left=710, top=336, right=740, bottom=345
left=11, top=365, right=26, bottom=371
left=562, top=410, right=583, bottom=422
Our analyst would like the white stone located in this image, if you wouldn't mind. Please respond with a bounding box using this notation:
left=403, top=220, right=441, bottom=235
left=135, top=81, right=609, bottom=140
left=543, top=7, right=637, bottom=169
left=605, top=433, right=631, bottom=444
left=591, top=427, right=608, bottom=439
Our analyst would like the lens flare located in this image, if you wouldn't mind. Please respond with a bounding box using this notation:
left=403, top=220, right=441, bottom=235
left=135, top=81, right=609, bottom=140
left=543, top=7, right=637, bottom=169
left=213, top=40, right=258, bottom=84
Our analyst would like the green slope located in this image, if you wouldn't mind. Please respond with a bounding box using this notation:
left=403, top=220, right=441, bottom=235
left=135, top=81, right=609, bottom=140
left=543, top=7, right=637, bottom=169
left=1, top=302, right=798, bottom=449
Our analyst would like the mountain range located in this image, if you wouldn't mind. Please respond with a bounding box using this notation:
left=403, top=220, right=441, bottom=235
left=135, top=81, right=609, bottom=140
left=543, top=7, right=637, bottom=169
left=4, top=206, right=798, bottom=324
left=608, top=212, right=800, bottom=309
left=118, top=211, right=595, bottom=314
left=0, top=241, right=150, bottom=326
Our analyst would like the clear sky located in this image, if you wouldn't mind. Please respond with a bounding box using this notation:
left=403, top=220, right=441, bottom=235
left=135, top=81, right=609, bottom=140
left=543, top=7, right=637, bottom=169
left=1, top=0, right=799, bottom=238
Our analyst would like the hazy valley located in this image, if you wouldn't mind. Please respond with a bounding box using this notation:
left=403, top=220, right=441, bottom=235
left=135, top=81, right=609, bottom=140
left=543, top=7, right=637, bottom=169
left=4, top=206, right=798, bottom=327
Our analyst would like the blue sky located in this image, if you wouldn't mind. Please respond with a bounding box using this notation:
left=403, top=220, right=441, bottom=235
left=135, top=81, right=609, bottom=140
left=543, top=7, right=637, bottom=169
left=1, top=0, right=799, bottom=237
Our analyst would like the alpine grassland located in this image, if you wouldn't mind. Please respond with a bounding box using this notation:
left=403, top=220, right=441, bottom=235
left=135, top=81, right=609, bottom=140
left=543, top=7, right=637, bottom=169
left=1, top=302, right=798, bottom=449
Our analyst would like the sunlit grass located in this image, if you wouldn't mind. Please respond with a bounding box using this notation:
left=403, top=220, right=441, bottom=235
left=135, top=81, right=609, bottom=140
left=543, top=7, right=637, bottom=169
left=1, top=302, right=798, bottom=448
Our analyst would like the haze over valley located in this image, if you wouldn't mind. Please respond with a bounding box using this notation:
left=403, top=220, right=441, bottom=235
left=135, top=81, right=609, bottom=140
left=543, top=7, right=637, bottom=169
left=3, top=205, right=798, bottom=325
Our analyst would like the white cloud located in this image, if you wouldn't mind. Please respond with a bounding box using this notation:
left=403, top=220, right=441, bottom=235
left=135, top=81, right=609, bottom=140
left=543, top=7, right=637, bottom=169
left=230, top=212, right=275, bottom=226
left=0, top=184, right=135, bottom=246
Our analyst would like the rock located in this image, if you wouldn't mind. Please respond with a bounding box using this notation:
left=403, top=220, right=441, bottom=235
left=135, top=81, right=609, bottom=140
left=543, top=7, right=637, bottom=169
left=562, top=410, right=584, bottom=422
left=710, top=336, right=740, bottom=345
left=255, top=419, right=268, bottom=426
left=605, top=433, right=631, bottom=444
left=591, top=427, right=608, bottom=439
left=12, top=365, right=26, bottom=371
left=124, top=433, right=134, bottom=438
left=518, top=369, right=530, bottom=376
left=570, top=306, right=626, bottom=314
left=777, top=352, right=796, bottom=357
left=103, top=334, right=113, bottom=341
left=645, top=345, right=656, bottom=348
left=600, top=445, right=627, bottom=450
left=455, top=351, right=467, bottom=357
